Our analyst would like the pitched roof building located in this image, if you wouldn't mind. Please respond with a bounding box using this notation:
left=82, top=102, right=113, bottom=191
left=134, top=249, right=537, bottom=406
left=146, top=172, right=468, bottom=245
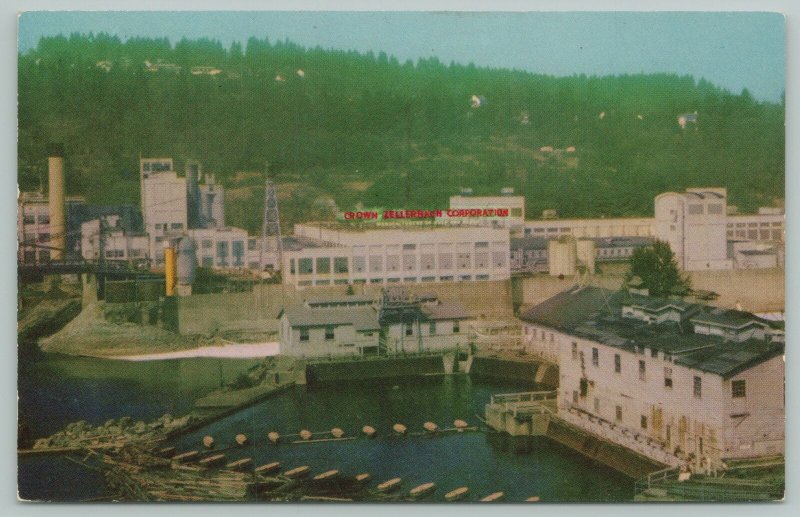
left=520, top=286, right=784, bottom=470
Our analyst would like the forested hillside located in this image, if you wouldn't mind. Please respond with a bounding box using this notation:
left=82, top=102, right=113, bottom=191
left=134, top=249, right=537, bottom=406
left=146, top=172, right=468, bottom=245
left=18, top=34, right=785, bottom=233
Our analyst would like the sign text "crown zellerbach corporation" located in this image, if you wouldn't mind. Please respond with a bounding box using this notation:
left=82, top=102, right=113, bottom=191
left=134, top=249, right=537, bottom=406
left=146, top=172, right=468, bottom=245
left=342, top=208, right=510, bottom=220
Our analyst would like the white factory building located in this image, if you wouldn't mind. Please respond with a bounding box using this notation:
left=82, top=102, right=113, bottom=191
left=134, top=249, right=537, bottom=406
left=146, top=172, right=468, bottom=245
left=140, top=158, right=189, bottom=259
left=281, top=223, right=511, bottom=288
left=655, top=188, right=731, bottom=270
left=437, top=188, right=526, bottom=233
left=17, top=191, right=64, bottom=264
left=521, top=286, right=784, bottom=470
left=80, top=215, right=149, bottom=263
left=278, top=290, right=472, bottom=358
left=137, top=157, right=243, bottom=268
left=520, top=187, right=782, bottom=272
left=524, top=216, right=655, bottom=239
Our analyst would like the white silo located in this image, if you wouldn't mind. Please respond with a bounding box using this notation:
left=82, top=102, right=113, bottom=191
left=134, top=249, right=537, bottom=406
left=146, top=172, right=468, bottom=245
left=576, top=239, right=596, bottom=274
left=548, top=237, right=577, bottom=277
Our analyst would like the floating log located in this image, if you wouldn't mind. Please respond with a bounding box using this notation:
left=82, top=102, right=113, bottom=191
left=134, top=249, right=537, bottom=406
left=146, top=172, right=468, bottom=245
left=525, top=496, right=541, bottom=502
left=299, top=430, right=312, bottom=440
left=300, top=496, right=353, bottom=502
left=292, top=436, right=357, bottom=445
left=198, top=453, right=226, bottom=468
left=377, top=477, right=402, bottom=492
left=155, top=446, right=176, bottom=458
left=330, top=427, right=345, bottom=439
left=480, top=491, right=505, bottom=502
left=226, top=458, right=252, bottom=471
left=453, top=419, right=469, bottom=431
left=445, top=486, right=469, bottom=501
left=255, top=461, right=281, bottom=475
left=234, top=433, right=248, bottom=446
left=267, top=432, right=280, bottom=444
left=409, top=482, right=436, bottom=498
left=423, top=421, right=439, bottom=433
left=362, top=426, right=377, bottom=438
left=313, top=469, right=339, bottom=480
left=354, top=473, right=372, bottom=483
left=172, top=450, right=199, bottom=463
left=202, top=436, right=215, bottom=449
left=283, top=465, right=311, bottom=479
left=392, top=423, right=407, bottom=435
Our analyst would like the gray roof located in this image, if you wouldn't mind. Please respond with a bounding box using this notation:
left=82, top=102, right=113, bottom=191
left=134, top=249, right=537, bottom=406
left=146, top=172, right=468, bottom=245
left=690, top=308, right=774, bottom=330
left=280, top=305, right=380, bottom=331
left=627, top=294, right=697, bottom=314
left=511, top=237, right=549, bottom=251
left=281, top=236, right=342, bottom=251
left=305, top=294, right=375, bottom=306
left=520, top=286, right=783, bottom=378
left=738, top=249, right=776, bottom=256
left=593, top=237, right=653, bottom=248
left=422, top=301, right=470, bottom=321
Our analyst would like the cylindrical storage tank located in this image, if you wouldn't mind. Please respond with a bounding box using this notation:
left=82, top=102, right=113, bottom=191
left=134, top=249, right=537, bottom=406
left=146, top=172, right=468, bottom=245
left=176, top=237, right=197, bottom=286
left=164, top=241, right=177, bottom=296
left=547, top=238, right=576, bottom=277
left=47, top=144, right=66, bottom=261
left=576, top=239, right=596, bottom=274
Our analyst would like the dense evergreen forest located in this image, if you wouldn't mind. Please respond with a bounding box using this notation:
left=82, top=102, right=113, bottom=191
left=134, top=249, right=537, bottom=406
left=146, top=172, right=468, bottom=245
left=18, top=34, right=785, bottom=233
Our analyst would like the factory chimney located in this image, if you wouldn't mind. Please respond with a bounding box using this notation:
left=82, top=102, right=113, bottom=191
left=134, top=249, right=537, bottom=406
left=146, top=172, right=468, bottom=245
left=47, top=143, right=66, bottom=261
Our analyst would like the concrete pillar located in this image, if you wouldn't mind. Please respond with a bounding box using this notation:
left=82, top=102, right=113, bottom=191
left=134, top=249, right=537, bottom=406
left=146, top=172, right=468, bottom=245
left=48, top=144, right=66, bottom=261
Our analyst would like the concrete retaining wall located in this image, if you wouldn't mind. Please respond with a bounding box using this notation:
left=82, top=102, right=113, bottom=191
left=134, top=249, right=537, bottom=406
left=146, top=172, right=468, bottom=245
left=471, top=357, right=558, bottom=388
left=305, top=355, right=446, bottom=384
left=688, top=268, right=784, bottom=313
left=173, top=280, right=513, bottom=336
left=519, top=266, right=784, bottom=314
left=546, top=418, right=665, bottom=479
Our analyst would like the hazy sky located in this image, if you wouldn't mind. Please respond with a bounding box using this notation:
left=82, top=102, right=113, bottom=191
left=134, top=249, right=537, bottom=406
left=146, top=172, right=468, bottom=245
left=18, top=11, right=785, bottom=102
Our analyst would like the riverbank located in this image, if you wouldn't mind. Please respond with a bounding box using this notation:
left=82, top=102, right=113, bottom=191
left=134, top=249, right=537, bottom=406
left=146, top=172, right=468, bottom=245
left=22, top=355, right=302, bottom=454
left=110, top=342, right=280, bottom=361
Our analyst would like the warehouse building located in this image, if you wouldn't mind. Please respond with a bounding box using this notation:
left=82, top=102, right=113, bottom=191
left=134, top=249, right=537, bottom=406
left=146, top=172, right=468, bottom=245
left=520, top=286, right=784, bottom=469
left=524, top=216, right=654, bottom=239
left=278, top=289, right=471, bottom=357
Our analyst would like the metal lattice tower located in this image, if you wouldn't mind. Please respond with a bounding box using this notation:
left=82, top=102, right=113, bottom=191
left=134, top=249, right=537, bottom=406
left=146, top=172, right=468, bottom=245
left=262, top=180, right=283, bottom=269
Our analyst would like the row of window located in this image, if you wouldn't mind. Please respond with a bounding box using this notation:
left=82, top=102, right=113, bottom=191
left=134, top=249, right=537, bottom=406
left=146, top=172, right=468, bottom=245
left=200, top=256, right=245, bottom=268
left=298, top=322, right=460, bottom=342
left=575, top=342, right=746, bottom=398
left=577, top=389, right=743, bottom=436
left=22, top=214, right=49, bottom=225
left=727, top=229, right=782, bottom=240
left=154, top=223, right=184, bottom=231
left=728, top=221, right=783, bottom=228
left=295, top=275, right=491, bottom=287
left=526, top=227, right=573, bottom=234
left=290, top=254, right=505, bottom=275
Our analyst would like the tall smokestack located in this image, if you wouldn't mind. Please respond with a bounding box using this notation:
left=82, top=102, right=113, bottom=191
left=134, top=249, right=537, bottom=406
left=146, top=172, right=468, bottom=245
left=47, top=143, right=66, bottom=261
